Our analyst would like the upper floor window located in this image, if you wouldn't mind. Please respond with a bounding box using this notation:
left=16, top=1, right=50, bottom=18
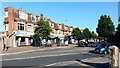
left=59, top=24, right=62, bottom=29
left=4, top=23, right=8, bottom=31
left=28, top=24, right=33, bottom=32
left=70, top=28, right=73, bottom=31
left=69, top=32, right=72, bottom=35
left=50, top=23, right=54, bottom=27
left=32, top=17, right=35, bottom=21
left=31, top=15, right=36, bottom=22
left=18, top=23, right=24, bottom=31
left=65, top=26, right=68, bottom=30
left=4, top=11, right=8, bottom=18
left=38, top=17, right=41, bottom=21
left=19, top=11, right=28, bottom=20
left=59, top=30, right=62, bottom=34
left=51, top=29, right=54, bottom=34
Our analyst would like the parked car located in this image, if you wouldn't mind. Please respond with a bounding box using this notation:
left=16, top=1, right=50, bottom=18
left=94, top=43, right=114, bottom=54
left=88, top=42, right=94, bottom=44
left=78, top=41, right=88, bottom=47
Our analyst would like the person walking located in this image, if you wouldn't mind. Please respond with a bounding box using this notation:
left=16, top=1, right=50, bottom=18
left=3, top=44, right=6, bottom=51
left=5, top=45, right=9, bottom=51
left=3, top=37, right=9, bottom=51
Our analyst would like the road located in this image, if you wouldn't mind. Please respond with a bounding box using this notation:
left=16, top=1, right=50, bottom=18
left=1, top=45, right=109, bottom=68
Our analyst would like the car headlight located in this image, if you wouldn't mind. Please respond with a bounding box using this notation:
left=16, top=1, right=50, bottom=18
left=100, top=48, right=105, bottom=51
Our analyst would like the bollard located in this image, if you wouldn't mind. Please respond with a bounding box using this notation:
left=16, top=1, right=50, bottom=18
left=109, top=45, right=119, bottom=68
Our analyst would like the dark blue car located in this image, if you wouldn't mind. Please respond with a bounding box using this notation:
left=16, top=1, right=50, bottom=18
left=94, top=43, right=114, bottom=54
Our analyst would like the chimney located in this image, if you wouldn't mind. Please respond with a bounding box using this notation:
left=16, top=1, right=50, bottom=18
left=20, top=8, right=22, bottom=10
left=40, top=14, right=44, bottom=17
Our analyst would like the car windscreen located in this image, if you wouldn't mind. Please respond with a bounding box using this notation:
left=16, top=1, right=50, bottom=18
left=97, top=44, right=107, bottom=47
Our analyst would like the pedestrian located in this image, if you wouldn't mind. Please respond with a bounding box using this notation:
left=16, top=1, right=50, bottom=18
left=6, top=45, right=9, bottom=51
left=3, top=44, right=6, bottom=51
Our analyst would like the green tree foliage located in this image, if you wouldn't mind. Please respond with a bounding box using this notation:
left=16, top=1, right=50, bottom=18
left=97, top=35, right=104, bottom=41
left=71, top=28, right=83, bottom=43
left=83, top=28, right=91, bottom=42
left=34, top=21, right=52, bottom=38
left=96, top=15, right=114, bottom=41
left=115, top=24, right=120, bottom=48
left=91, top=31, right=97, bottom=39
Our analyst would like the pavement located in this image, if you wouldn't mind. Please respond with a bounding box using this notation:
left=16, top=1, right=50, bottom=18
left=1, top=44, right=76, bottom=55
left=42, top=46, right=109, bottom=68
left=45, top=56, right=109, bottom=67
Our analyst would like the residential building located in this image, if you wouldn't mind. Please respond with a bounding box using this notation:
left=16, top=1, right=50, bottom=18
left=3, top=7, right=73, bottom=47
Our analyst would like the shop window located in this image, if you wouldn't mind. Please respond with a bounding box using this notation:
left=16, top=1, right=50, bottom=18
left=21, top=37, right=25, bottom=42
left=16, top=37, right=19, bottom=40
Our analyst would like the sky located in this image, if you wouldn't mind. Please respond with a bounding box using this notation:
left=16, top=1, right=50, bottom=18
left=0, top=2, right=118, bottom=32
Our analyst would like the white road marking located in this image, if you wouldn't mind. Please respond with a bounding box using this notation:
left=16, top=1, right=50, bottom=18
left=1, top=47, right=91, bottom=56
left=1, top=53, right=80, bottom=61
left=1, top=46, right=73, bottom=56
left=45, top=61, right=78, bottom=66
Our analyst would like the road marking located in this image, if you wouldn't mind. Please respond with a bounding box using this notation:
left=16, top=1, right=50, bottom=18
left=0, top=46, right=72, bottom=56
left=45, top=62, right=61, bottom=66
left=1, top=47, right=92, bottom=56
left=1, top=53, right=80, bottom=61
left=45, top=61, right=78, bottom=66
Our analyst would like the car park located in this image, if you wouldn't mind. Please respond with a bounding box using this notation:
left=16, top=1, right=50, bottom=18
left=94, top=43, right=114, bottom=54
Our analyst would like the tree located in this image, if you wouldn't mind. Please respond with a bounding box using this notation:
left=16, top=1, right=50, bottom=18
left=96, top=15, right=114, bottom=41
left=34, top=21, right=52, bottom=38
left=33, top=20, right=52, bottom=46
left=97, top=35, right=104, bottom=42
left=91, top=31, right=98, bottom=42
left=83, top=28, right=91, bottom=42
left=115, top=24, right=120, bottom=48
left=91, top=31, right=97, bottom=39
left=71, top=28, right=83, bottom=44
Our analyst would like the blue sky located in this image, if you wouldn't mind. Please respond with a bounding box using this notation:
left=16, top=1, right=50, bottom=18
left=1, top=2, right=118, bottom=32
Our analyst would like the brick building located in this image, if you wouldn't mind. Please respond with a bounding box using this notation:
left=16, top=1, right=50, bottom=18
left=3, top=7, right=73, bottom=47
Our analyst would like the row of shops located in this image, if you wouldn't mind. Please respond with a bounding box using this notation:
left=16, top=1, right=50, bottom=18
left=2, top=31, right=74, bottom=47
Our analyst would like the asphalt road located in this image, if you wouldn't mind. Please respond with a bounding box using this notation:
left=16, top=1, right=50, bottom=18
left=1, top=45, right=109, bottom=68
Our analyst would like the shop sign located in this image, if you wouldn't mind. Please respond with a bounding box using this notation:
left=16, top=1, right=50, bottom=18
left=15, top=31, right=34, bottom=37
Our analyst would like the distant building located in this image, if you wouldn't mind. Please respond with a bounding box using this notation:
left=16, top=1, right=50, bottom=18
left=3, top=7, right=73, bottom=47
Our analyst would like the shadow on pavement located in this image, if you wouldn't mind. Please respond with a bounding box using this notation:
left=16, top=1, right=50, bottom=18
left=76, top=59, right=109, bottom=68
left=75, top=44, right=97, bottom=48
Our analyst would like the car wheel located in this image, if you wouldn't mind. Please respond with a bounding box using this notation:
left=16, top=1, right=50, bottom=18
left=104, top=51, right=107, bottom=54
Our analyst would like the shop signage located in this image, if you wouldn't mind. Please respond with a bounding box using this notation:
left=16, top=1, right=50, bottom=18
left=15, top=31, right=34, bottom=37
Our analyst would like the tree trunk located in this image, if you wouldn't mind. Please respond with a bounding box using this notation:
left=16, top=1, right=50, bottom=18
left=78, top=40, right=80, bottom=44
left=104, top=37, right=106, bottom=42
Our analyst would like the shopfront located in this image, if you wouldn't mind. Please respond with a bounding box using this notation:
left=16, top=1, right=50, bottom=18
left=13, top=31, right=34, bottom=47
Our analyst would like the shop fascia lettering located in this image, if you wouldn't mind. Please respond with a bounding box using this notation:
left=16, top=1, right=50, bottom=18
left=14, top=31, right=34, bottom=37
